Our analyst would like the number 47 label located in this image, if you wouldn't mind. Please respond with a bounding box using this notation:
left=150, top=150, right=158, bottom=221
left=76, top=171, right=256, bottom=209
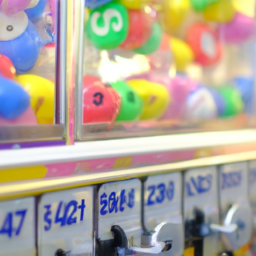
left=0, top=197, right=35, bottom=256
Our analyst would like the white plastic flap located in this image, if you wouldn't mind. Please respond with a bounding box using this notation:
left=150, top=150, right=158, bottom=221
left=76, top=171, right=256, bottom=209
left=0, top=197, right=35, bottom=256
left=38, top=187, right=93, bottom=256
left=98, top=179, right=141, bottom=242
left=144, top=172, right=184, bottom=256
left=184, top=167, right=219, bottom=256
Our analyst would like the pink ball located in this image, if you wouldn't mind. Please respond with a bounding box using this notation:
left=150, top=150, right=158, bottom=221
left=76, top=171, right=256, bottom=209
left=218, top=13, right=255, bottom=43
left=0, top=0, right=32, bottom=15
left=148, top=73, right=197, bottom=120
left=0, top=107, right=37, bottom=125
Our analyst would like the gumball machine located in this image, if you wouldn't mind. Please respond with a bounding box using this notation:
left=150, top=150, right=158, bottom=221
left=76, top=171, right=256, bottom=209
left=0, top=0, right=67, bottom=147
left=74, top=0, right=256, bottom=141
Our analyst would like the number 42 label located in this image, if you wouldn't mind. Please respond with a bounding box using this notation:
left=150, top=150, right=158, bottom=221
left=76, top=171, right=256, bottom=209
left=0, top=197, right=35, bottom=256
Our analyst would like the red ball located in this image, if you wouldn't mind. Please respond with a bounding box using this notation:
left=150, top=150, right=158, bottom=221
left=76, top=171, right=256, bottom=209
left=0, top=54, right=16, bottom=79
left=186, top=23, right=222, bottom=67
left=120, top=9, right=152, bottom=50
left=83, top=75, right=121, bottom=125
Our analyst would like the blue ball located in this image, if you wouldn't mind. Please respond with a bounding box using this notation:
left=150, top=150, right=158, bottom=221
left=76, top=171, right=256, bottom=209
left=25, top=0, right=48, bottom=21
left=0, top=20, right=42, bottom=74
left=0, top=77, right=30, bottom=120
left=233, top=77, right=254, bottom=114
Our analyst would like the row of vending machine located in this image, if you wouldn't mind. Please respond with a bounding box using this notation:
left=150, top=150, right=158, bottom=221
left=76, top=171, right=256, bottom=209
left=1, top=160, right=256, bottom=256
left=0, top=0, right=256, bottom=146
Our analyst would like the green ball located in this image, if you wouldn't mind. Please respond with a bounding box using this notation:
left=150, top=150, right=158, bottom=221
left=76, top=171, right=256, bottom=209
left=86, top=2, right=129, bottom=50
left=133, top=22, right=162, bottom=55
left=190, top=0, right=219, bottom=11
left=111, top=81, right=144, bottom=121
left=218, top=86, right=244, bottom=117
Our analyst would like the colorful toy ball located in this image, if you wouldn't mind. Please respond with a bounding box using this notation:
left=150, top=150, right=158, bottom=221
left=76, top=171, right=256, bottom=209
left=163, top=0, right=190, bottom=31
left=133, top=22, right=162, bottom=55
left=0, top=76, right=30, bottom=120
left=25, top=0, right=48, bottom=21
left=110, top=80, right=144, bottom=121
left=0, top=0, right=39, bottom=15
left=116, top=0, right=149, bottom=9
left=119, top=9, right=152, bottom=50
left=0, top=13, right=42, bottom=74
left=186, top=86, right=218, bottom=120
left=233, top=77, right=254, bottom=114
left=190, top=0, right=218, bottom=11
left=83, top=75, right=121, bottom=124
left=218, top=86, right=244, bottom=117
left=218, top=13, right=255, bottom=44
left=127, top=79, right=170, bottom=120
left=186, top=23, right=221, bottom=67
left=86, top=2, right=129, bottom=50
left=0, top=54, right=16, bottom=80
left=203, top=0, right=235, bottom=23
left=16, top=74, right=55, bottom=124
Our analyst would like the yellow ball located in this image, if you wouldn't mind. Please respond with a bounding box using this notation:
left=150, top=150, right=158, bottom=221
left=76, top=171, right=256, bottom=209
left=203, top=0, right=235, bottom=23
left=163, top=0, right=191, bottom=31
left=16, top=74, right=55, bottom=125
left=169, top=37, right=194, bottom=72
left=116, top=0, right=150, bottom=9
left=127, top=79, right=170, bottom=120
left=232, top=0, right=255, bottom=18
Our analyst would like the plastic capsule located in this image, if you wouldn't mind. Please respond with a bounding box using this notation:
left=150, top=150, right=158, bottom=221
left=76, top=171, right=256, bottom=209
left=25, top=0, right=48, bottom=21
left=163, top=0, right=190, bottom=31
left=83, top=76, right=121, bottom=124
left=16, top=74, right=55, bottom=124
left=116, top=0, right=150, bottom=9
left=86, top=2, right=129, bottom=50
left=203, top=0, right=235, bottom=23
left=0, top=54, right=16, bottom=80
left=186, top=23, right=221, bottom=66
left=170, top=37, right=194, bottom=72
left=120, top=9, right=152, bottom=50
left=111, top=81, right=144, bottom=121
left=0, top=76, right=30, bottom=120
left=133, top=22, right=162, bottom=55
left=0, top=12, right=42, bottom=74
left=218, top=13, right=255, bottom=44
left=127, top=79, right=170, bottom=120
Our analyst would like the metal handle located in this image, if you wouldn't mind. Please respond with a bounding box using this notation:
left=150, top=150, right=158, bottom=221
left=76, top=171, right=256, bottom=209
left=129, top=242, right=165, bottom=254
left=210, top=223, right=238, bottom=234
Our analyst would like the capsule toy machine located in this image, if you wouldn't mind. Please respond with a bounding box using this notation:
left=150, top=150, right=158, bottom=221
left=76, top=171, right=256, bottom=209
left=0, top=196, right=35, bottom=256
left=143, top=172, right=184, bottom=256
left=73, top=0, right=256, bottom=141
left=0, top=0, right=67, bottom=147
left=96, top=178, right=177, bottom=256
left=184, top=166, right=222, bottom=256
left=37, top=186, right=94, bottom=256
left=249, top=160, right=256, bottom=256
left=218, top=162, right=253, bottom=256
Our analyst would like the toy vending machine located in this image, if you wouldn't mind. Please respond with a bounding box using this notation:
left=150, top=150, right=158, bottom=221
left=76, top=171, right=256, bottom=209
left=219, top=162, right=253, bottom=256
left=0, top=0, right=66, bottom=146
left=183, top=167, right=220, bottom=256
left=75, top=0, right=256, bottom=140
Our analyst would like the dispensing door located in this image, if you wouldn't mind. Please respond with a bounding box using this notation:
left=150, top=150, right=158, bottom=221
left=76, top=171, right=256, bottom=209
left=184, top=166, right=219, bottom=256
left=219, top=162, right=253, bottom=252
left=0, top=197, right=35, bottom=256
left=38, top=187, right=94, bottom=256
left=143, top=172, right=184, bottom=256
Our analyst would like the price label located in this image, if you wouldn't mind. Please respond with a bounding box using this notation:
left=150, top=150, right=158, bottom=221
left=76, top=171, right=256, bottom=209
left=184, top=167, right=219, bottom=256
left=38, top=187, right=93, bottom=256
left=219, top=162, right=248, bottom=209
left=98, top=179, right=141, bottom=241
left=144, top=173, right=184, bottom=256
left=0, top=197, right=35, bottom=256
